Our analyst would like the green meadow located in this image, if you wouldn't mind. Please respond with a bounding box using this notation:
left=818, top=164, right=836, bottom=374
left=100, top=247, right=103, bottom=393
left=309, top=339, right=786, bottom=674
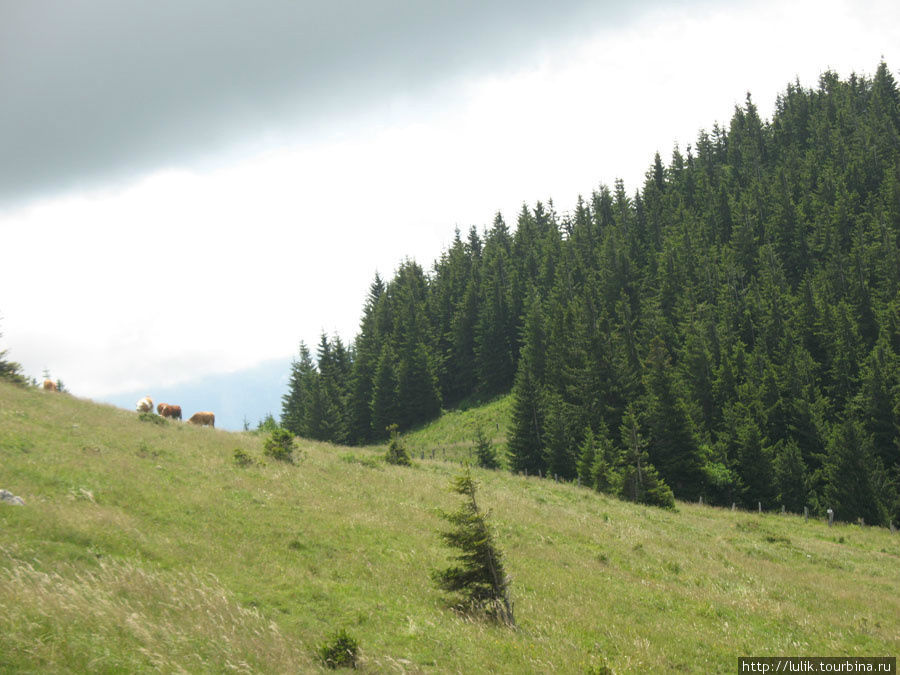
left=400, top=395, right=512, bottom=465
left=1, top=380, right=898, bottom=672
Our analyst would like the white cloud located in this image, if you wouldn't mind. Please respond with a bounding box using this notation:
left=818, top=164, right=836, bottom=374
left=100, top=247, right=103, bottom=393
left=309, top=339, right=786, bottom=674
left=1, top=0, right=897, bottom=398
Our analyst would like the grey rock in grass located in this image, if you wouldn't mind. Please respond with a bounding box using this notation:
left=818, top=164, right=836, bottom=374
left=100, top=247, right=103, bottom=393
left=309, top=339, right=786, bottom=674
left=0, top=489, right=25, bottom=506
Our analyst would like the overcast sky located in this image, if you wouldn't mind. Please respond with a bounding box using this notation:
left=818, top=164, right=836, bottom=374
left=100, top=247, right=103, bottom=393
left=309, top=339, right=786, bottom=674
left=1, top=0, right=898, bottom=401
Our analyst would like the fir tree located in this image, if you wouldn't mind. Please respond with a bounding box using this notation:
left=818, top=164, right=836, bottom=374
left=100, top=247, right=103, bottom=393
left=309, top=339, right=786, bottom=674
left=619, top=404, right=675, bottom=509
left=642, top=336, right=706, bottom=500
left=734, top=416, right=776, bottom=509
left=370, top=343, right=400, bottom=441
left=281, top=342, right=316, bottom=437
left=475, top=214, right=516, bottom=396
left=772, top=438, right=808, bottom=513
left=543, top=393, right=576, bottom=480
left=506, top=357, right=545, bottom=475
left=385, top=424, right=412, bottom=466
left=823, top=419, right=885, bottom=525
left=432, top=467, right=514, bottom=625
left=474, top=426, right=501, bottom=470
left=590, top=423, right=622, bottom=494
left=576, top=427, right=597, bottom=486
left=347, top=273, right=385, bottom=445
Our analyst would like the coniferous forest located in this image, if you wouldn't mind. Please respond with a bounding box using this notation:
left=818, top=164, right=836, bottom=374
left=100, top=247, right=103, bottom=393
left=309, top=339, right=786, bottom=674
left=282, top=64, right=900, bottom=526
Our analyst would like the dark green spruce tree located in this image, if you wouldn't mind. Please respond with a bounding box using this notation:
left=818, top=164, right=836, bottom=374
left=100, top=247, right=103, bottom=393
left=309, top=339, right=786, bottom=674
left=432, top=467, right=514, bottom=625
left=347, top=273, right=385, bottom=445
left=281, top=342, right=316, bottom=437
left=619, top=404, right=675, bottom=509
left=507, top=291, right=547, bottom=475
left=823, top=418, right=885, bottom=525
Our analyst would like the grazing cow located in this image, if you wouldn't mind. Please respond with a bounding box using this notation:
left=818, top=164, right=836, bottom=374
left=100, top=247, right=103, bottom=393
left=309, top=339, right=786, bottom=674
left=42, top=379, right=58, bottom=392
left=188, top=411, right=215, bottom=428
left=136, top=396, right=154, bottom=413
left=158, top=403, right=182, bottom=420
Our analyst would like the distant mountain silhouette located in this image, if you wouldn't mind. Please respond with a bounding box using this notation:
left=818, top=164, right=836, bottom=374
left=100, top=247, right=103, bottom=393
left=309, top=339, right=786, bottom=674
left=98, top=357, right=291, bottom=431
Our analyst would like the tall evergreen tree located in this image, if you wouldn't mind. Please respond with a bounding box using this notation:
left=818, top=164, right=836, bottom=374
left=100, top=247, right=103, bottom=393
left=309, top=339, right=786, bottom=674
left=370, top=343, right=400, bottom=440
left=642, top=336, right=706, bottom=499
left=347, top=273, right=385, bottom=445
left=475, top=214, right=516, bottom=396
left=823, top=418, right=885, bottom=525
left=506, top=291, right=548, bottom=474
left=281, top=342, right=316, bottom=437
left=772, top=438, right=809, bottom=513
left=619, top=404, right=675, bottom=509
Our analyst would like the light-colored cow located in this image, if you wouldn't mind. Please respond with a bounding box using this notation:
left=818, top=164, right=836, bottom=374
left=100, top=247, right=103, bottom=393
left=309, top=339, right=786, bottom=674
left=136, top=396, right=154, bottom=413
left=187, top=411, right=215, bottom=427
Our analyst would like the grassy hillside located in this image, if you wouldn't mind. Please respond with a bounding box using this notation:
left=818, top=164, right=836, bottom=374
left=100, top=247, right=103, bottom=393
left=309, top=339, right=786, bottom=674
left=1, top=381, right=899, bottom=673
left=401, top=395, right=511, bottom=465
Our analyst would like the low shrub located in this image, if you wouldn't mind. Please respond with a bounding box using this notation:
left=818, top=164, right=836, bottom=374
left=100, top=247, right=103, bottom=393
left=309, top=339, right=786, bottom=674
left=317, top=628, right=359, bottom=669
left=384, top=424, right=411, bottom=466
left=263, top=428, right=296, bottom=463
left=233, top=448, right=255, bottom=467
left=138, top=412, right=166, bottom=425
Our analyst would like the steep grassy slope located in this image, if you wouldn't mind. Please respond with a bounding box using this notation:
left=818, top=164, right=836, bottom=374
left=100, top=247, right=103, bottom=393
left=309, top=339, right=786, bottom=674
left=1, top=381, right=899, bottom=672
left=401, top=395, right=511, bottom=465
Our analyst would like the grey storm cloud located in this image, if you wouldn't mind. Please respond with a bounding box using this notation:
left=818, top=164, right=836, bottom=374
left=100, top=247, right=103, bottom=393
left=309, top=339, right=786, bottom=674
left=0, top=0, right=694, bottom=206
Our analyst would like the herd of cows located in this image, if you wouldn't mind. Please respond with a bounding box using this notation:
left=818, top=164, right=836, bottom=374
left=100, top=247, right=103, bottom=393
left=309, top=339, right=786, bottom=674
left=40, top=379, right=215, bottom=428
left=136, top=395, right=215, bottom=427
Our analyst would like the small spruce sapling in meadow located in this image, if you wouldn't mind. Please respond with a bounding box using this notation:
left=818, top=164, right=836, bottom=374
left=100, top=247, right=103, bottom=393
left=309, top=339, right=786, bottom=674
left=474, top=426, right=501, bottom=469
left=233, top=448, right=255, bottom=467
left=432, top=466, right=514, bottom=626
left=316, top=628, right=359, bottom=669
left=263, top=428, right=296, bottom=463
left=384, top=423, right=412, bottom=466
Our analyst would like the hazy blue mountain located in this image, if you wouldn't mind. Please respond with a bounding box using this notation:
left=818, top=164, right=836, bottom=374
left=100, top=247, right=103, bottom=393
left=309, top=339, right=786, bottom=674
left=98, top=356, right=292, bottom=431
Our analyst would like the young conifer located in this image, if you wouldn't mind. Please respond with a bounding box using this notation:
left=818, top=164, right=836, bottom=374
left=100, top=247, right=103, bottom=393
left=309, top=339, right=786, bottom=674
left=432, top=467, right=514, bottom=626
left=474, top=426, right=501, bottom=470
left=384, top=424, right=412, bottom=466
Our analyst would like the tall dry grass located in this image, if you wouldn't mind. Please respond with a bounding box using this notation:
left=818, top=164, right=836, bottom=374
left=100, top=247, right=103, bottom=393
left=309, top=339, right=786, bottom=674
left=0, top=544, right=310, bottom=672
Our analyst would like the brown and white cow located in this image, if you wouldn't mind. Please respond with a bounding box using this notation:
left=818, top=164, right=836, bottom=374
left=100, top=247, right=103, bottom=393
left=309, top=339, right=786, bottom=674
left=136, top=396, right=154, bottom=413
left=157, top=403, right=182, bottom=420
left=42, top=379, right=58, bottom=392
left=187, top=411, right=215, bottom=427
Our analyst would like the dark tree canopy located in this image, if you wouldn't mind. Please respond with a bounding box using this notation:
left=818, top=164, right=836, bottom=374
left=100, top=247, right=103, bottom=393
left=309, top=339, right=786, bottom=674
left=282, top=63, right=900, bottom=524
